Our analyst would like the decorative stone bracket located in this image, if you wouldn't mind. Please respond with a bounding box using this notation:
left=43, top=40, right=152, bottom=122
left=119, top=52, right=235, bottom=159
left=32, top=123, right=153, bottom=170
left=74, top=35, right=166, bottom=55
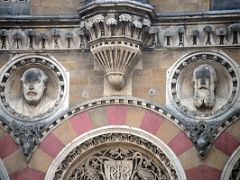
left=78, top=1, right=153, bottom=90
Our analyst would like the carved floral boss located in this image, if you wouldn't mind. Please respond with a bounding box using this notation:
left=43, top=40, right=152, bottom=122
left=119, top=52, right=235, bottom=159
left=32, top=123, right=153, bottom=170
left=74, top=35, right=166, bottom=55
left=80, top=14, right=151, bottom=90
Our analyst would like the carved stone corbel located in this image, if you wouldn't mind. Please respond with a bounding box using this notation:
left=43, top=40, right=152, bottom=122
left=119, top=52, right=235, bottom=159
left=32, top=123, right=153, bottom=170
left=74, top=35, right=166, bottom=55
left=191, top=30, right=200, bottom=45
left=229, top=23, right=240, bottom=45
left=50, top=28, right=62, bottom=48
left=203, top=25, right=214, bottom=45
left=37, top=32, right=50, bottom=49
left=78, top=1, right=153, bottom=91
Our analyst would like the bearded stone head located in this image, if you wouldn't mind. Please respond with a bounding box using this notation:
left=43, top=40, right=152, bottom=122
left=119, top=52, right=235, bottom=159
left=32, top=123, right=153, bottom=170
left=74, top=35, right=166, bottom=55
left=192, top=64, right=217, bottom=109
left=21, top=68, right=48, bottom=106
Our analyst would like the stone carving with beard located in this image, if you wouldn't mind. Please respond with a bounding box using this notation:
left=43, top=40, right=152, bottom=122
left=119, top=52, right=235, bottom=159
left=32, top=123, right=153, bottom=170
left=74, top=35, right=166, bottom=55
left=192, top=64, right=217, bottom=109
left=12, top=68, right=56, bottom=118
left=22, top=68, right=47, bottom=106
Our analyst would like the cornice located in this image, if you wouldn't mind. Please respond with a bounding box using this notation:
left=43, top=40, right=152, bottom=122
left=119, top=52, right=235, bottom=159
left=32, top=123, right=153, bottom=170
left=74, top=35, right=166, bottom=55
left=0, top=10, right=238, bottom=26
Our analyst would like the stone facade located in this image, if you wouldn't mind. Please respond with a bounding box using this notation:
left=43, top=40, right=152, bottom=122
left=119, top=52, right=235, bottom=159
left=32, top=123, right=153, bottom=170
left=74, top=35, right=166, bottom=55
left=0, top=0, right=240, bottom=180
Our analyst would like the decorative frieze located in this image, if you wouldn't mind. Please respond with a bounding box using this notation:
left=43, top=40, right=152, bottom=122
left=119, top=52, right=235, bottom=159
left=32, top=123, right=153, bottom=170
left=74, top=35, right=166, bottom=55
left=150, top=23, right=240, bottom=48
left=1, top=23, right=239, bottom=51
left=0, top=28, right=87, bottom=51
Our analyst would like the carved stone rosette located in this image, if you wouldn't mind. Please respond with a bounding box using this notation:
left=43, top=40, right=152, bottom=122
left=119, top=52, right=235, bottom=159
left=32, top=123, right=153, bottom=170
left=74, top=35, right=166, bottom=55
left=167, top=51, right=239, bottom=120
left=78, top=1, right=153, bottom=90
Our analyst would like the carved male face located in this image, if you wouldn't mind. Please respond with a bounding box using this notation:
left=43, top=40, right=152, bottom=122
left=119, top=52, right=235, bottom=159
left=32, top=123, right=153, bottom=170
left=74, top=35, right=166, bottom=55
left=21, top=68, right=48, bottom=105
left=192, top=64, right=217, bottom=108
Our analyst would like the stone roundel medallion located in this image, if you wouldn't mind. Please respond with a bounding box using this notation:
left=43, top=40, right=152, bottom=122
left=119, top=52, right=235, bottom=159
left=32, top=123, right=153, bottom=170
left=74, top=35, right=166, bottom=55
left=168, top=52, right=239, bottom=119
left=0, top=54, right=67, bottom=121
